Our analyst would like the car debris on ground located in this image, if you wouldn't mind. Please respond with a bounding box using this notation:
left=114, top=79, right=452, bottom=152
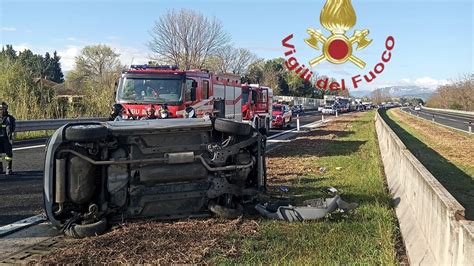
left=255, top=187, right=358, bottom=222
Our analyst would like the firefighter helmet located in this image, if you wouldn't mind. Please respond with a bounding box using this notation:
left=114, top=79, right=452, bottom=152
left=112, top=103, right=124, bottom=114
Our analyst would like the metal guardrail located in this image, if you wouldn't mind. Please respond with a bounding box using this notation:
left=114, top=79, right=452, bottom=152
left=401, top=108, right=473, bottom=134
left=421, top=106, right=474, bottom=117
left=16, top=117, right=107, bottom=132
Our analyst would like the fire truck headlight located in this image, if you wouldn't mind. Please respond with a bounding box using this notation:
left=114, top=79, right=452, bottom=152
left=185, top=107, right=196, bottom=118
left=160, top=111, right=168, bottom=119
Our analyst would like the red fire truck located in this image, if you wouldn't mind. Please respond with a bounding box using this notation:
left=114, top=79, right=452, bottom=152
left=115, top=65, right=242, bottom=120
left=241, top=84, right=273, bottom=132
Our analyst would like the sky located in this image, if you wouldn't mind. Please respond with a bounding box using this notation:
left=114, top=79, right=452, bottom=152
left=0, top=0, right=473, bottom=91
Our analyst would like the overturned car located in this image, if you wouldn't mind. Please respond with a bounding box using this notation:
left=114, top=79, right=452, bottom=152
left=44, top=118, right=266, bottom=238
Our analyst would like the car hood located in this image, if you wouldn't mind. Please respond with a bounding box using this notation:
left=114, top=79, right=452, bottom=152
left=272, top=111, right=283, bottom=116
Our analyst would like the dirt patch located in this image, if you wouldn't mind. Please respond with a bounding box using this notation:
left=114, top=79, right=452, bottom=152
left=267, top=113, right=362, bottom=182
left=391, top=109, right=474, bottom=168
left=36, top=218, right=258, bottom=264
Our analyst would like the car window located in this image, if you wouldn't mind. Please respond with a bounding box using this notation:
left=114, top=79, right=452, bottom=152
left=185, top=79, right=195, bottom=102
left=203, top=80, right=209, bottom=99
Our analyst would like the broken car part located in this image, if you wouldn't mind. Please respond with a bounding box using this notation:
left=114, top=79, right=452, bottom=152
left=255, top=194, right=358, bottom=222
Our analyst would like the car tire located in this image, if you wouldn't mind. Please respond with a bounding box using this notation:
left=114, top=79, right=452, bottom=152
left=209, top=202, right=243, bottom=219
left=214, top=119, right=252, bottom=136
left=64, top=218, right=108, bottom=238
left=65, top=124, right=108, bottom=142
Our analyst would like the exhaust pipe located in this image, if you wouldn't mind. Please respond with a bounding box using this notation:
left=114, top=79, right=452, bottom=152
left=55, top=159, right=66, bottom=205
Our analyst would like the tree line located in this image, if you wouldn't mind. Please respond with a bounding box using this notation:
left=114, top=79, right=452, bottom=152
left=2, top=8, right=380, bottom=120
left=426, top=76, right=473, bottom=111
left=0, top=45, right=64, bottom=120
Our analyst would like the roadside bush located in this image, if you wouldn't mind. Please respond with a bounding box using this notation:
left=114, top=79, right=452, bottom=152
left=0, top=56, right=59, bottom=120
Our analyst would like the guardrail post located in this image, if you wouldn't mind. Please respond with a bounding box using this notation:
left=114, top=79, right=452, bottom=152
left=336, top=110, right=338, bottom=117
left=432, top=114, right=435, bottom=122
left=469, top=122, right=472, bottom=133
left=417, top=111, right=419, bottom=117
left=296, top=114, right=300, bottom=132
left=322, top=114, right=324, bottom=123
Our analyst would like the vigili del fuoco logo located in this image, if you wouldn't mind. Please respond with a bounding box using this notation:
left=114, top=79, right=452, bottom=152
left=282, top=0, right=395, bottom=91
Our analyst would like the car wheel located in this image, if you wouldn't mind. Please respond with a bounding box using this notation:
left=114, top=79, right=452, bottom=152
left=209, top=201, right=243, bottom=219
left=214, top=118, right=252, bottom=136
left=65, top=124, right=108, bottom=142
left=64, top=218, right=108, bottom=238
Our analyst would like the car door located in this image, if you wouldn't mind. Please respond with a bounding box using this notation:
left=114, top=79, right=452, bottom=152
left=284, top=105, right=290, bottom=122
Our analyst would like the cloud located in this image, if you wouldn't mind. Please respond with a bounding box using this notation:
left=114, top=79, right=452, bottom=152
left=111, top=44, right=152, bottom=66
left=414, top=76, right=449, bottom=89
left=12, top=43, right=29, bottom=52
left=356, top=76, right=452, bottom=91
left=66, top=37, right=77, bottom=41
left=57, top=45, right=81, bottom=71
left=1, top=27, right=16, bottom=31
left=55, top=43, right=152, bottom=71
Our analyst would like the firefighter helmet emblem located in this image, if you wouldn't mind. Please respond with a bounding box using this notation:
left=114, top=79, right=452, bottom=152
left=305, top=0, right=372, bottom=68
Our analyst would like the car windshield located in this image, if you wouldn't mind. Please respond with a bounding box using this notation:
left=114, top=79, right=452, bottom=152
left=117, top=78, right=183, bottom=103
left=273, top=105, right=283, bottom=112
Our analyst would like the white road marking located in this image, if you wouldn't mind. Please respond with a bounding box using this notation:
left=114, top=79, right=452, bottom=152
left=0, top=214, right=46, bottom=238
left=267, top=139, right=292, bottom=143
left=13, top=144, right=46, bottom=151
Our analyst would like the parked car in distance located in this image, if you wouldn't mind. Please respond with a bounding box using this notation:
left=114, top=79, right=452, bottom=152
left=272, top=103, right=292, bottom=128
left=321, top=106, right=337, bottom=115
left=414, top=106, right=421, bottom=111
left=291, top=105, right=304, bottom=115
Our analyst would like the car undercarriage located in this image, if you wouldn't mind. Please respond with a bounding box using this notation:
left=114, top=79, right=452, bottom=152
left=43, top=118, right=266, bottom=238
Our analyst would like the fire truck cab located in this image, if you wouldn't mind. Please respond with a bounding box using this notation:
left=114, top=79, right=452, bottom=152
left=241, top=84, right=273, bottom=132
left=115, top=65, right=242, bottom=121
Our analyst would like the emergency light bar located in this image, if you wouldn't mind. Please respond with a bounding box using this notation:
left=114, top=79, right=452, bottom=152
left=129, top=64, right=179, bottom=70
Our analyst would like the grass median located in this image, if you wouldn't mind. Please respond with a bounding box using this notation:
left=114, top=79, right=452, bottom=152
left=38, top=111, right=402, bottom=264
left=381, top=108, right=474, bottom=219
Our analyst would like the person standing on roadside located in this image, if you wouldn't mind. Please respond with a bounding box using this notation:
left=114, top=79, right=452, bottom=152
left=0, top=102, right=16, bottom=175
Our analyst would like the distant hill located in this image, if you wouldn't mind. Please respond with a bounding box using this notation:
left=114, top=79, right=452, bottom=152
left=350, top=85, right=436, bottom=100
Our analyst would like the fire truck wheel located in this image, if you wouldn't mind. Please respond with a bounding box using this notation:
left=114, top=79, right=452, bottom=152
left=65, top=124, right=108, bottom=142
left=214, top=119, right=252, bottom=136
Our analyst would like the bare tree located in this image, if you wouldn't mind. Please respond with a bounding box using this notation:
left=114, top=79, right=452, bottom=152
left=427, top=75, right=473, bottom=111
left=205, top=45, right=258, bottom=74
left=371, top=89, right=390, bottom=104
left=149, top=9, right=230, bottom=70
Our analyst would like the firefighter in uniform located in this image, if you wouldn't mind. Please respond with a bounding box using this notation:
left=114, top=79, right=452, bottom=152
left=0, top=102, right=16, bottom=175
left=109, top=104, right=125, bottom=121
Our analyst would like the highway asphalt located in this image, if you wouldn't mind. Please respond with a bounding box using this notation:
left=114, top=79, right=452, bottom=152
left=401, top=107, right=474, bottom=133
left=0, top=112, right=323, bottom=226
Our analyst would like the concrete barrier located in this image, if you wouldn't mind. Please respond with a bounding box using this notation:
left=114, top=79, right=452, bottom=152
left=375, top=111, right=474, bottom=265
